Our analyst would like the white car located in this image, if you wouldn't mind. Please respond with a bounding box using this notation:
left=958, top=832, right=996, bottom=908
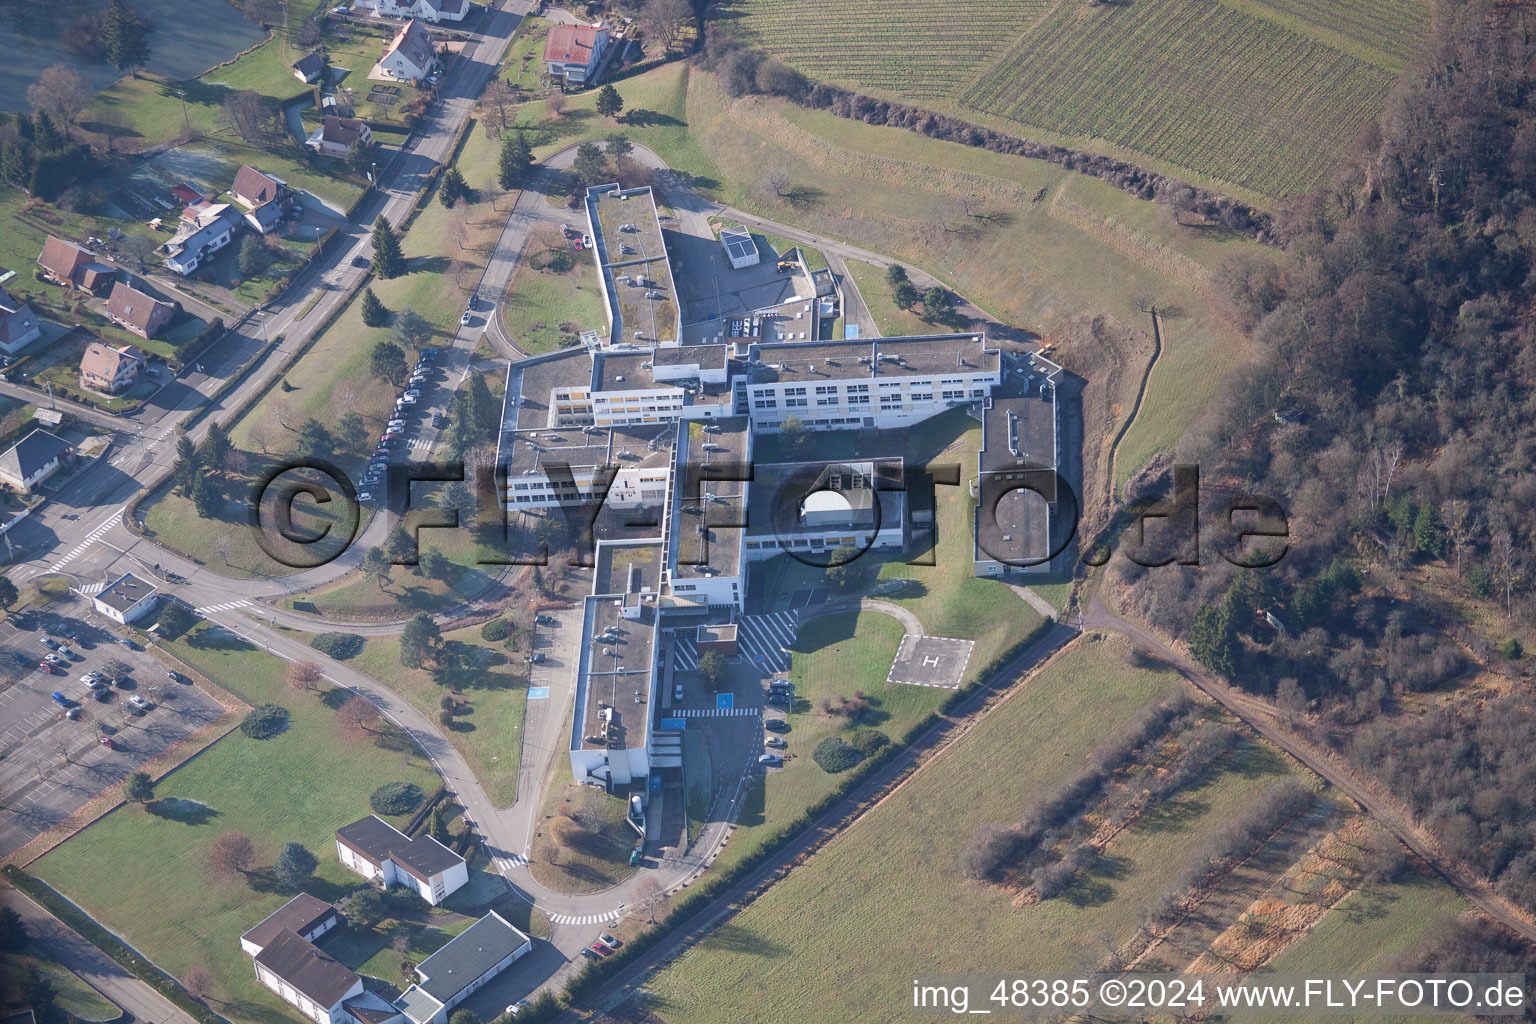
left=399, top=395, right=417, bottom=405
left=128, top=695, right=152, bottom=711
left=460, top=311, right=473, bottom=326
left=764, top=736, right=786, bottom=748
left=80, top=675, right=104, bottom=688
left=758, top=753, right=782, bottom=765
left=403, top=389, right=421, bottom=399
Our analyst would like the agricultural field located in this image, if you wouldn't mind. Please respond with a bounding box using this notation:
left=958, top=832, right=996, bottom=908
left=642, top=636, right=1461, bottom=1024
left=715, top=0, right=1056, bottom=101
left=716, top=0, right=1430, bottom=200
left=30, top=622, right=441, bottom=1024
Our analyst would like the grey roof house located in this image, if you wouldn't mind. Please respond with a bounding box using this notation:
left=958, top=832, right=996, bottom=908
left=0, top=429, right=70, bottom=493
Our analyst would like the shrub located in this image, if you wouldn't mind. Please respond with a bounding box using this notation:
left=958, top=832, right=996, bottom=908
left=847, top=729, right=890, bottom=756
left=370, top=781, right=425, bottom=816
left=312, top=632, right=365, bottom=660
left=479, top=618, right=510, bottom=642
left=1500, top=637, right=1523, bottom=660
left=240, top=703, right=290, bottom=739
left=812, top=736, right=862, bottom=773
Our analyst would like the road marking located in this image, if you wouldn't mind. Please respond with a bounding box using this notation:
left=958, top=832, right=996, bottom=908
left=547, top=910, right=620, bottom=925
left=526, top=686, right=549, bottom=699
left=195, top=600, right=253, bottom=615
left=72, top=583, right=106, bottom=596
left=46, top=507, right=124, bottom=572
left=678, top=707, right=759, bottom=718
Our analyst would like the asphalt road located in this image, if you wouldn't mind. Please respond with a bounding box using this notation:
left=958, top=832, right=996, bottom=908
left=4, top=888, right=197, bottom=1024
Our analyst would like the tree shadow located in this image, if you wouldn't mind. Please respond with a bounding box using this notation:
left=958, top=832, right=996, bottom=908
left=146, top=798, right=220, bottom=825
left=319, top=686, right=351, bottom=710
left=620, top=108, right=683, bottom=128
left=706, top=923, right=785, bottom=957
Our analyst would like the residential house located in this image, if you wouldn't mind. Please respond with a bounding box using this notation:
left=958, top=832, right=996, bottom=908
left=103, top=282, right=175, bottom=340
left=240, top=895, right=340, bottom=957
left=307, top=117, right=373, bottom=160
left=92, top=573, right=160, bottom=624
left=543, top=23, right=608, bottom=83
left=253, top=929, right=365, bottom=1024
left=391, top=912, right=531, bottom=1024
left=36, top=237, right=115, bottom=295
left=363, top=0, right=467, bottom=22
left=0, top=429, right=71, bottom=493
left=80, top=341, right=146, bottom=394
left=292, top=52, right=328, bottom=83
left=375, top=19, right=437, bottom=82
left=230, top=165, right=298, bottom=234
left=334, top=815, right=468, bottom=906
left=164, top=204, right=242, bottom=276
left=0, top=285, right=42, bottom=356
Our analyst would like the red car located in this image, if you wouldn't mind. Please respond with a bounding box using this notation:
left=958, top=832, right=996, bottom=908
left=39, top=661, right=57, bottom=673
left=98, top=736, right=116, bottom=750
left=588, top=942, right=610, bottom=957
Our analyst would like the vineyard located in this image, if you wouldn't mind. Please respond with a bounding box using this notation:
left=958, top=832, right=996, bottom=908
left=718, top=0, right=1430, bottom=200
left=1245, top=0, right=1431, bottom=66
left=713, top=0, right=1055, bottom=100
left=959, top=0, right=1402, bottom=197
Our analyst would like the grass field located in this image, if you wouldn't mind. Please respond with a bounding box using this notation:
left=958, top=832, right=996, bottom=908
left=32, top=622, right=440, bottom=1024
left=500, top=246, right=608, bottom=355
left=646, top=635, right=1306, bottom=1023
left=843, top=259, right=944, bottom=337
left=2, top=953, right=120, bottom=1021
left=528, top=706, right=641, bottom=893
left=716, top=0, right=1428, bottom=200
left=350, top=623, right=530, bottom=806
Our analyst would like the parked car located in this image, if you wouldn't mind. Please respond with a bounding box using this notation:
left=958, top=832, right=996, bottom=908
left=580, top=948, right=600, bottom=960
left=431, top=412, right=448, bottom=428
left=80, top=675, right=104, bottom=689
left=41, top=638, right=59, bottom=650
left=358, top=491, right=375, bottom=504
left=403, top=389, right=421, bottom=400
left=44, top=654, right=63, bottom=666
left=399, top=395, right=417, bottom=405
left=421, top=348, right=439, bottom=356
left=166, top=670, right=184, bottom=682
left=765, top=719, right=790, bottom=733
left=536, top=614, right=556, bottom=625
left=583, top=234, right=593, bottom=248
left=599, top=934, right=622, bottom=949
left=529, top=652, right=547, bottom=664
left=50, top=691, right=70, bottom=707
left=113, top=675, right=131, bottom=688
left=758, top=753, right=782, bottom=765
left=460, top=311, right=473, bottom=326
left=764, top=736, right=787, bottom=749
left=117, top=637, right=138, bottom=649
left=39, top=661, right=58, bottom=674
left=128, top=695, right=152, bottom=711
left=57, top=646, right=76, bottom=659
left=65, top=706, right=81, bottom=720
left=588, top=943, right=610, bottom=957
left=98, top=735, right=116, bottom=749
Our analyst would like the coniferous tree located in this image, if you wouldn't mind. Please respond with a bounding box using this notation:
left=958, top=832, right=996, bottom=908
left=102, top=0, right=150, bottom=75
left=361, top=287, right=390, bottom=327
left=498, top=132, right=532, bottom=190
left=371, top=216, right=404, bottom=279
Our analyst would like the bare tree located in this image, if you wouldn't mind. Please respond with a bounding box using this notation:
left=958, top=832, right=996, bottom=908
left=760, top=168, right=790, bottom=199
left=184, top=966, right=215, bottom=1003
left=337, top=695, right=380, bottom=741
left=271, top=397, right=293, bottom=430
left=545, top=92, right=566, bottom=120
left=333, top=380, right=360, bottom=417
left=248, top=419, right=274, bottom=455
left=1488, top=530, right=1527, bottom=619
left=210, top=830, right=256, bottom=876
left=632, top=875, right=666, bottom=924
left=640, top=0, right=692, bottom=51
left=116, top=234, right=157, bottom=273
left=27, top=64, right=92, bottom=133
left=1441, top=499, right=1479, bottom=576
left=286, top=660, right=324, bottom=693
left=221, top=89, right=277, bottom=151
left=480, top=79, right=514, bottom=136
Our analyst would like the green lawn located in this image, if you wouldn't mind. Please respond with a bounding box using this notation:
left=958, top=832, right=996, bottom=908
left=31, top=623, right=440, bottom=1024
left=843, top=258, right=945, bottom=337
left=528, top=720, right=641, bottom=893
left=350, top=623, right=530, bottom=806
left=499, top=247, right=608, bottom=354
left=2, top=953, right=120, bottom=1021
left=644, top=635, right=1300, bottom=1024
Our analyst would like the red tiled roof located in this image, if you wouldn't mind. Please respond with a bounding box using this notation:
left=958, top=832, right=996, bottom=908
left=544, top=23, right=601, bottom=66
left=103, top=281, right=174, bottom=337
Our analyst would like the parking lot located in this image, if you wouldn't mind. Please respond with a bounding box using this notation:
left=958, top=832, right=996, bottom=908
left=0, top=599, right=225, bottom=858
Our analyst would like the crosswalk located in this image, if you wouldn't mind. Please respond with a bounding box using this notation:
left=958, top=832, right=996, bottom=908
left=547, top=909, right=620, bottom=926
left=73, top=582, right=106, bottom=596
left=737, top=611, right=798, bottom=674
left=669, top=632, right=699, bottom=670
left=46, top=507, right=124, bottom=573
left=678, top=706, right=760, bottom=718
left=196, top=600, right=253, bottom=616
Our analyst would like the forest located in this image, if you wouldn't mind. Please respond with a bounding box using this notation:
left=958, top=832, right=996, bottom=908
left=1117, top=0, right=1536, bottom=922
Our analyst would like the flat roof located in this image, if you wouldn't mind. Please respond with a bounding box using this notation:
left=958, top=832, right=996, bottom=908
left=505, top=348, right=593, bottom=430
left=672, top=418, right=750, bottom=580
left=95, top=573, right=158, bottom=614
left=748, top=458, right=905, bottom=542
left=980, top=387, right=1057, bottom=474
left=587, top=184, right=679, bottom=345
left=415, top=911, right=529, bottom=1003
left=653, top=343, right=729, bottom=369
left=976, top=383, right=1058, bottom=568
left=593, top=349, right=667, bottom=391
left=503, top=423, right=674, bottom=478
left=746, top=334, right=997, bottom=384
left=720, top=225, right=757, bottom=261
left=393, top=986, right=443, bottom=1024
left=594, top=539, right=663, bottom=596
left=576, top=595, right=657, bottom=752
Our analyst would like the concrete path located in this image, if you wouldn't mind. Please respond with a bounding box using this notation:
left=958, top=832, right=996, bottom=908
left=1005, top=582, right=1058, bottom=620
left=5, top=887, right=197, bottom=1024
